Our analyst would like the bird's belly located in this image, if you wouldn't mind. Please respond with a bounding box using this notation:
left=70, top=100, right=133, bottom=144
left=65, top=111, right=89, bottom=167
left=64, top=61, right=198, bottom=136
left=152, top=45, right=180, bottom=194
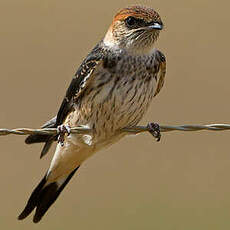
left=92, top=77, right=155, bottom=139
left=67, top=74, right=156, bottom=144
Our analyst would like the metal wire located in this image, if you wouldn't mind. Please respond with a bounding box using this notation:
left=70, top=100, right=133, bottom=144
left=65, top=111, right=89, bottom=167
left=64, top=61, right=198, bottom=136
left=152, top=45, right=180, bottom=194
left=0, top=123, right=230, bottom=137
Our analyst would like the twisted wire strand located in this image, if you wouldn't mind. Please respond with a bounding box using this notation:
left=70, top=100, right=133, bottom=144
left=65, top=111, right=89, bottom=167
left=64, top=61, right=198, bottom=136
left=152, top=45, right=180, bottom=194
left=0, top=124, right=230, bottom=137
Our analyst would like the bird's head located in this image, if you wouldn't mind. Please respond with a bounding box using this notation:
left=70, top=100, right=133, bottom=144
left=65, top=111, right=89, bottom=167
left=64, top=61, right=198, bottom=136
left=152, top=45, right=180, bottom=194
left=104, top=6, right=163, bottom=55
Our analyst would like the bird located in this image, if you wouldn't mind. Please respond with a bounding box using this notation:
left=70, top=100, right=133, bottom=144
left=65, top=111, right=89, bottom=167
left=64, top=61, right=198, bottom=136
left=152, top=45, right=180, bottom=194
left=18, top=5, right=166, bottom=223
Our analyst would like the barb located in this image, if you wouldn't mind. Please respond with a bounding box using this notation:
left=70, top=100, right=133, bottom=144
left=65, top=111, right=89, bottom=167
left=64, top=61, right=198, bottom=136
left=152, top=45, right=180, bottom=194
left=0, top=124, right=230, bottom=137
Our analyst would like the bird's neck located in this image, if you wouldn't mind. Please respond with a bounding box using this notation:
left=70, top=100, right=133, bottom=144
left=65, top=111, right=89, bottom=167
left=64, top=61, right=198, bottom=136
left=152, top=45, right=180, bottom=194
left=103, top=28, right=155, bottom=56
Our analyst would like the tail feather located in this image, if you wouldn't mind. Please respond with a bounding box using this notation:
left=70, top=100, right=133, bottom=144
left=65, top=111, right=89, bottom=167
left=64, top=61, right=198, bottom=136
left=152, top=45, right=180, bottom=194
left=26, top=116, right=57, bottom=144
left=18, top=166, right=80, bottom=223
left=25, top=134, right=52, bottom=144
left=25, top=135, right=55, bottom=158
left=18, top=175, right=47, bottom=220
left=25, top=116, right=57, bottom=158
left=39, top=138, right=54, bottom=159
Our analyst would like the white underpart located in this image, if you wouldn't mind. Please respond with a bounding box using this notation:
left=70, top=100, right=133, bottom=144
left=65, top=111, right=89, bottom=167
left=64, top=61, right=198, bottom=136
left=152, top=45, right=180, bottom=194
left=82, top=134, right=93, bottom=146
left=103, top=27, right=156, bottom=55
left=68, top=125, right=93, bottom=146
left=47, top=138, right=94, bottom=184
left=56, top=177, right=66, bottom=187
left=103, top=38, right=120, bottom=50
left=103, top=28, right=119, bottom=50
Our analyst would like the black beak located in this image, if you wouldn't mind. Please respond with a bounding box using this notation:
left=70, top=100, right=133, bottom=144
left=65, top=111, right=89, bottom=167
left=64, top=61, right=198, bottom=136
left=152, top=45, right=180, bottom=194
left=148, top=22, right=163, bottom=30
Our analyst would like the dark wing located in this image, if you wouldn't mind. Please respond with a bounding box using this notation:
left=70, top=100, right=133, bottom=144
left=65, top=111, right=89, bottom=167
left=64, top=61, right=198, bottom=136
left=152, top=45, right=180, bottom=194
left=25, top=42, right=106, bottom=158
left=56, top=43, right=105, bottom=125
left=153, top=50, right=166, bottom=97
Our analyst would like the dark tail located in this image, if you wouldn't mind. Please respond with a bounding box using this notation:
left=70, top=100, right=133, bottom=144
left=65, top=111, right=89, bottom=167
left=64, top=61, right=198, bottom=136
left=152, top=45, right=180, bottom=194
left=25, top=116, right=57, bottom=158
left=18, top=166, right=80, bottom=223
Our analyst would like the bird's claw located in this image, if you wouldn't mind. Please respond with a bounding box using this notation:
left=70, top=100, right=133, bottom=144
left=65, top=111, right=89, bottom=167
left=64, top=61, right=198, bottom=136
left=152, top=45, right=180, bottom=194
left=57, top=125, right=71, bottom=147
left=147, top=122, right=161, bottom=142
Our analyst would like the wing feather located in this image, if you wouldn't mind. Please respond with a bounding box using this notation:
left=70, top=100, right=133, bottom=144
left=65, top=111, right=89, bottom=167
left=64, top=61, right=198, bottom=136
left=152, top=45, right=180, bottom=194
left=56, top=43, right=105, bottom=126
left=154, top=50, right=166, bottom=97
left=25, top=42, right=105, bottom=157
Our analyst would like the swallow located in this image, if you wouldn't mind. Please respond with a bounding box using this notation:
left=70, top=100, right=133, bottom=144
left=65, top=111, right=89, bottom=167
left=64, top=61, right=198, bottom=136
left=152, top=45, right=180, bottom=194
left=18, top=5, right=166, bottom=223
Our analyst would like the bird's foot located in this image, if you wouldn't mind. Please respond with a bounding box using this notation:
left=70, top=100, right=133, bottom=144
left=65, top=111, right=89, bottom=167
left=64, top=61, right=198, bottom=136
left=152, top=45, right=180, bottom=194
left=147, top=122, right=161, bottom=142
left=57, top=125, right=71, bottom=146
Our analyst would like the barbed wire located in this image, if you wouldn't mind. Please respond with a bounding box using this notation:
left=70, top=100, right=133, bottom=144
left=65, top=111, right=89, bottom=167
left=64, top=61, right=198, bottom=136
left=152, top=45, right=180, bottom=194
left=0, top=123, right=230, bottom=137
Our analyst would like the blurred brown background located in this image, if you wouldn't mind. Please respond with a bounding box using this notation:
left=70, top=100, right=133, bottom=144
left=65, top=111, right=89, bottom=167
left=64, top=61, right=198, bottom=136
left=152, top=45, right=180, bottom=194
left=0, top=0, right=230, bottom=229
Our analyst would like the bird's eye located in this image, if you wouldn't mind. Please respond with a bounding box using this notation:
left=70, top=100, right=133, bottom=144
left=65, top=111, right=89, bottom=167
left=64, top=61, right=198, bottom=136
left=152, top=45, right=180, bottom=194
left=125, top=16, right=138, bottom=28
